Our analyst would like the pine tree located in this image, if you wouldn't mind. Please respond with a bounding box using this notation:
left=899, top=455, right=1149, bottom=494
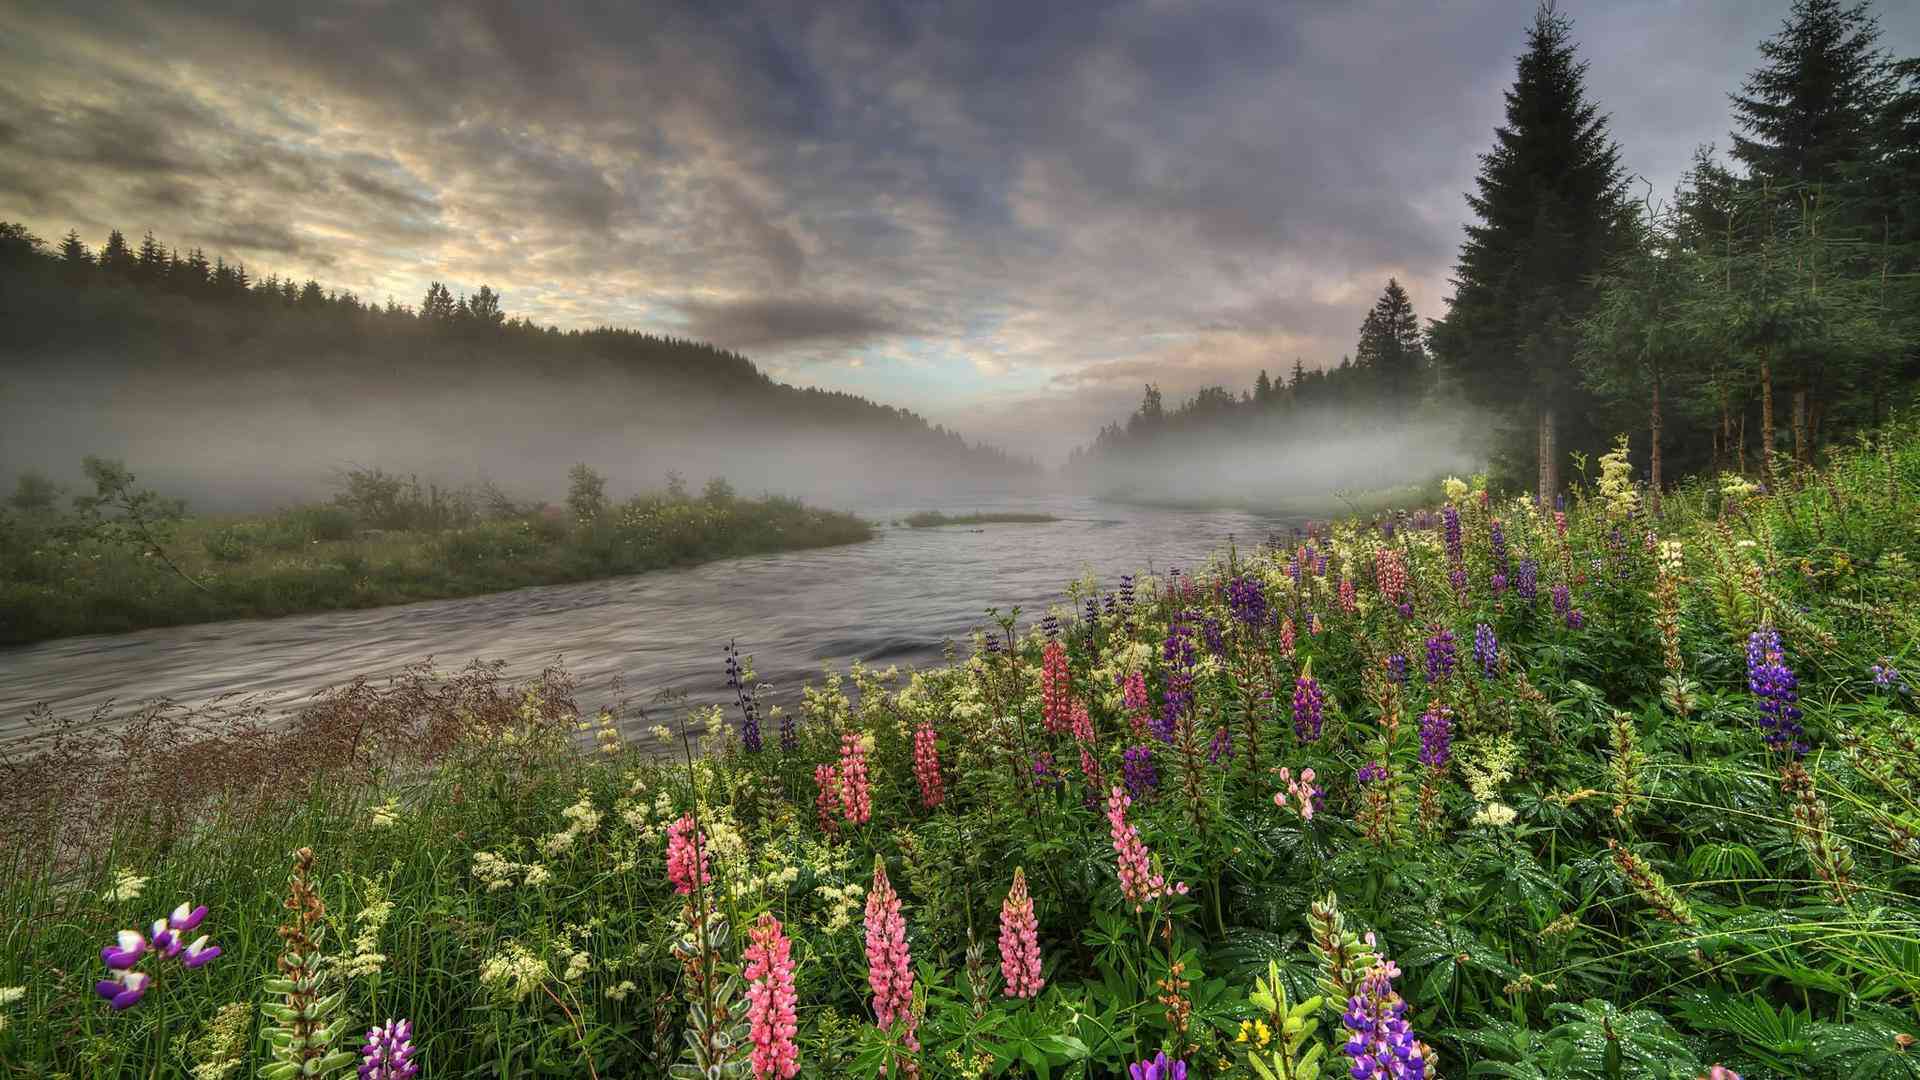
left=135, top=231, right=166, bottom=284
left=1353, top=278, right=1427, bottom=406
left=1253, top=369, right=1274, bottom=406
left=1429, top=3, right=1629, bottom=504
left=58, top=229, right=92, bottom=283
left=99, top=229, right=136, bottom=279
left=1730, top=0, right=1888, bottom=196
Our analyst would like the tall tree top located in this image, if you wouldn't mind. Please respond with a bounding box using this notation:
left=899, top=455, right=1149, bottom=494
left=1730, top=0, right=1887, bottom=192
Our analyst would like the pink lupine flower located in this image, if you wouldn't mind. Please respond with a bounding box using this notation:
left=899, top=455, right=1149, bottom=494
left=744, top=913, right=801, bottom=1079
left=1041, top=640, right=1073, bottom=735
left=1069, top=699, right=1094, bottom=742
left=665, top=815, right=711, bottom=896
left=1122, top=672, right=1151, bottom=735
left=1309, top=612, right=1322, bottom=636
left=1375, top=548, right=1408, bottom=604
left=814, top=763, right=842, bottom=835
left=1274, top=766, right=1319, bottom=820
left=1077, top=744, right=1105, bottom=796
left=864, top=858, right=914, bottom=1029
left=999, top=867, right=1044, bottom=999
left=1339, top=577, right=1357, bottom=614
left=839, top=733, right=872, bottom=825
left=1554, top=510, right=1568, bottom=537
left=1280, top=617, right=1296, bottom=659
left=1105, top=786, right=1188, bottom=912
left=912, top=722, right=944, bottom=809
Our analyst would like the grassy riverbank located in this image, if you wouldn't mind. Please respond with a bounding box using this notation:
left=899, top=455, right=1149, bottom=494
left=902, top=510, right=1059, bottom=527
left=0, top=475, right=872, bottom=644
left=3, top=425, right=1919, bottom=1077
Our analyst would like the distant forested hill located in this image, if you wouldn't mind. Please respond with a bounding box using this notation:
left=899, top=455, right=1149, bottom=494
left=0, top=223, right=1037, bottom=507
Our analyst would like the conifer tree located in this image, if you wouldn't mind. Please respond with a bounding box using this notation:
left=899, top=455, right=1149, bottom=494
left=1354, top=278, right=1427, bottom=406
left=1430, top=3, right=1629, bottom=504
left=99, top=229, right=135, bottom=279
left=1730, top=0, right=1888, bottom=198
left=58, top=229, right=92, bottom=283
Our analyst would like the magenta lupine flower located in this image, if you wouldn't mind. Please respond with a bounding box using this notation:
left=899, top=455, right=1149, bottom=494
left=912, top=722, right=944, bottom=809
left=864, top=860, right=914, bottom=1029
left=813, top=763, right=842, bottom=835
left=999, top=867, right=1044, bottom=999
left=1069, top=699, right=1095, bottom=742
left=665, top=815, right=712, bottom=896
left=1553, top=510, right=1568, bottom=537
left=1041, top=639, right=1073, bottom=736
left=744, top=914, right=801, bottom=1079
left=1121, top=744, right=1158, bottom=796
left=838, top=733, right=873, bottom=824
left=1129, top=1050, right=1189, bottom=1080
left=1122, top=671, right=1152, bottom=736
left=1418, top=702, right=1453, bottom=769
left=1341, top=950, right=1427, bottom=1079
left=359, top=1018, right=420, bottom=1080
left=1423, top=628, right=1456, bottom=685
left=1472, top=623, right=1498, bottom=679
left=1106, top=786, right=1187, bottom=911
left=1292, top=670, right=1325, bottom=743
left=1746, top=628, right=1807, bottom=755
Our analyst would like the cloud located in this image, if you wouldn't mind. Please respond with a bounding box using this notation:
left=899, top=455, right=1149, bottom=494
left=2, top=0, right=1916, bottom=464
left=673, top=295, right=916, bottom=352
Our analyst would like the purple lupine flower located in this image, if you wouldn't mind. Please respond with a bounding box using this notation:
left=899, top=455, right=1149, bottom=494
left=1567, top=608, right=1585, bottom=630
left=1226, top=575, right=1269, bottom=629
left=101, top=929, right=145, bottom=969
left=1342, top=952, right=1427, bottom=1080
left=1313, top=548, right=1329, bottom=577
left=1158, top=613, right=1199, bottom=742
left=1207, top=724, right=1233, bottom=765
left=1442, top=505, right=1463, bottom=565
left=1120, top=575, right=1135, bottom=613
left=1447, top=566, right=1468, bottom=600
left=1356, top=761, right=1386, bottom=786
left=1550, top=583, right=1570, bottom=617
left=1201, top=615, right=1226, bottom=657
left=1747, top=628, right=1807, bottom=755
left=1489, top=519, right=1509, bottom=576
left=1515, top=558, right=1538, bottom=602
left=1031, top=751, right=1061, bottom=788
left=1423, top=628, right=1456, bottom=685
left=1291, top=672, right=1325, bottom=743
left=1041, top=612, right=1061, bottom=640
left=1128, top=1051, right=1189, bottom=1080
left=1472, top=623, right=1498, bottom=679
left=725, top=639, right=762, bottom=753
left=1418, top=702, right=1453, bottom=768
left=1490, top=571, right=1508, bottom=598
left=1122, top=744, right=1159, bottom=796
left=361, top=1018, right=420, bottom=1080
left=94, top=971, right=150, bottom=1010
left=1385, top=653, right=1409, bottom=685
left=1870, top=659, right=1909, bottom=694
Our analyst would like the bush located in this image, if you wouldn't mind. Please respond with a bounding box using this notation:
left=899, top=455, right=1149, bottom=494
left=202, top=524, right=259, bottom=563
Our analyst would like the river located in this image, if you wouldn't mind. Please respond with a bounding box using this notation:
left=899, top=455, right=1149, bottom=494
left=0, top=495, right=1307, bottom=741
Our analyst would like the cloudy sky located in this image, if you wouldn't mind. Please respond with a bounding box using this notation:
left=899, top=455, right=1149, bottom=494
left=4, top=1, right=1916, bottom=463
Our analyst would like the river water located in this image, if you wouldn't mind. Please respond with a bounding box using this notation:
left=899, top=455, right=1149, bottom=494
left=0, top=495, right=1305, bottom=741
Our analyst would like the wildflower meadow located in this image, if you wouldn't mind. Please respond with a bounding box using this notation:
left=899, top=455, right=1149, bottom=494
left=4, top=426, right=1920, bottom=1079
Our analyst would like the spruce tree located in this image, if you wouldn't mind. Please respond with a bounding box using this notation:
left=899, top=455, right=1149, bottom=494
left=58, top=229, right=92, bottom=283
left=99, top=229, right=135, bottom=279
left=1354, top=278, right=1427, bottom=406
left=1730, top=0, right=1888, bottom=197
left=1429, top=3, right=1629, bottom=503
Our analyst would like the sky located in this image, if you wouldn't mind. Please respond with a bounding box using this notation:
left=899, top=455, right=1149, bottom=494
left=4, top=1, right=1917, bottom=465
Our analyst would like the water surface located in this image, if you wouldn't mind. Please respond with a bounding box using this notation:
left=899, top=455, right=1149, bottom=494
left=0, top=495, right=1304, bottom=740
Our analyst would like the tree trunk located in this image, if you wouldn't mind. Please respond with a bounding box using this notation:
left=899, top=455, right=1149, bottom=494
left=1760, top=350, right=1776, bottom=480
left=1738, top=409, right=1747, bottom=475
left=1792, top=385, right=1809, bottom=467
left=1537, top=406, right=1558, bottom=509
left=1649, top=376, right=1663, bottom=517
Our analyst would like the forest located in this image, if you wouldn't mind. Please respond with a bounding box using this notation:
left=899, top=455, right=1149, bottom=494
left=1070, top=1, right=1920, bottom=509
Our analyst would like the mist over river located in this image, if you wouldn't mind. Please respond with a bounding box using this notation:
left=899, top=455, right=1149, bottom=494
left=0, top=495, right=1310, bottom=741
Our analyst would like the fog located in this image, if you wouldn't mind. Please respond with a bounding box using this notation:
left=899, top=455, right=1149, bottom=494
left=0, top=354, right=1046, bottom=514
left=1068, top=408, right=1487, bottom=510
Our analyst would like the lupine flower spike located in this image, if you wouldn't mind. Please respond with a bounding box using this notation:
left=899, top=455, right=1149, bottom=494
left=1129, top=1051, right=1189, bottom=1080
left=95, top=900, right=219, bottom=1010
left=998, top=867, right=1044, bottom=999
left=743, top=914, right=800, bottom=1079
left=359, top=1018, right=420, bottom=1080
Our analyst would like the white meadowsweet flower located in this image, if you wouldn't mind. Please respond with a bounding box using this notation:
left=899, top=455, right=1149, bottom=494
left=103, top=868, right=148, bottom=903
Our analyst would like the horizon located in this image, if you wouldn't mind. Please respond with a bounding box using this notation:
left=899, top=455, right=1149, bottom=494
left=4, top=1, right=1917, bottom=466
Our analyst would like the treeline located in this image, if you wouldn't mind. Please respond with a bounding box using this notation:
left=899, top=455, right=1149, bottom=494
left=0, top=221, right=1038, bottom=484
left=1071, top=1, right=1920, bottom=503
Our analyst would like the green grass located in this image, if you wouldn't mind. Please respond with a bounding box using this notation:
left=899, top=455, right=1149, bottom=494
left=902, top=510, right=1059, bottom=527
left=0, top=493, right=873, bottom=644
left=5, top=424, right=1920, bottom=1078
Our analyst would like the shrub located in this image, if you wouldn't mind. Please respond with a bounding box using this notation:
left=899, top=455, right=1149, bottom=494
left=201, top=524, right=258, bottom=564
